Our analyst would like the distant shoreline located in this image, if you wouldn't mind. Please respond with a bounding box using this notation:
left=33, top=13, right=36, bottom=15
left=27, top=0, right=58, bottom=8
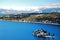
left=0, top=19, right=60, bottom=25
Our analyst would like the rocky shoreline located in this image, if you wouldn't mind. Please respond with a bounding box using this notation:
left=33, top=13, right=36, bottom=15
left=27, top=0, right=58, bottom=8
left=1, top=19, right=60, bottom=25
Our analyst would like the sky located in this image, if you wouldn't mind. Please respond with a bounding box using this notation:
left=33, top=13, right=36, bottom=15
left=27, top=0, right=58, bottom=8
left=0, top=0, right=60, bottom=10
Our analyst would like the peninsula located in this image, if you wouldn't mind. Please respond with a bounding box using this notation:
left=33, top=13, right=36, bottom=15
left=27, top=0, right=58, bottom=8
left=0, top=12, right=60, bottom=25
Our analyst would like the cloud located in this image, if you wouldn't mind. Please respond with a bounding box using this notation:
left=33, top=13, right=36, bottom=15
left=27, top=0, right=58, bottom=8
left=0, top=2, right=60, bottom=10
left=0, top=6, right=39, bottom=11
left=43, top=2, right=60, bottom=8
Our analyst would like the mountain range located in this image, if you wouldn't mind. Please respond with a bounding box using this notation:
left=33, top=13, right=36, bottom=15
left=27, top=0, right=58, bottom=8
left=0, top=7, right=60, bottom=14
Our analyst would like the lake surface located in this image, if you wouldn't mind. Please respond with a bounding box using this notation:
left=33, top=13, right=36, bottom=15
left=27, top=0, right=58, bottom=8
left=0, top=20, right=60, bottom=40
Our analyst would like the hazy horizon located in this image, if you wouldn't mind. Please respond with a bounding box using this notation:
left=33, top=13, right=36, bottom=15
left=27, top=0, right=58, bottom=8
left=0, top=0, right=60, bottom=10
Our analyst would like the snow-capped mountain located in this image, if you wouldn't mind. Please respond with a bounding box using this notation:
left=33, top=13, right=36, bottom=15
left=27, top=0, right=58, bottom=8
left=41, top=8, right=60, bottom=13
left=0, top=7, right=60, bottom=14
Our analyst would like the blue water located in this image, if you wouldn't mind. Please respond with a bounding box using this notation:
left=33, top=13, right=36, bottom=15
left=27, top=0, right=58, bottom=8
left=0, top=20, right=60, bottom=40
